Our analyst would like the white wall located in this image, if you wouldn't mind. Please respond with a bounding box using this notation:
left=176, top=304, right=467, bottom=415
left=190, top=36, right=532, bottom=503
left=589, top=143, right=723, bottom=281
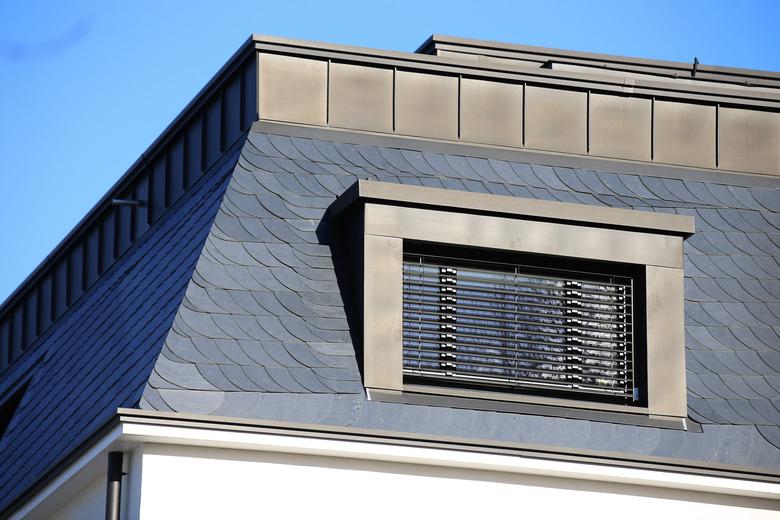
left=48, top=476, right=104, bottom=520
left=138, top=444, right=779, bottom=520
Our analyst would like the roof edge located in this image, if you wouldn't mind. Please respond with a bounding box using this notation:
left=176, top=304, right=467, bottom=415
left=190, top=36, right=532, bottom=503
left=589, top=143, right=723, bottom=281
left=8, top=407, right=779, bottom=517
left=421, top=34, right=780, bottom=81
left=116, top=408, right=780, bottom=483
left=331, top=179, right=695, bottom=236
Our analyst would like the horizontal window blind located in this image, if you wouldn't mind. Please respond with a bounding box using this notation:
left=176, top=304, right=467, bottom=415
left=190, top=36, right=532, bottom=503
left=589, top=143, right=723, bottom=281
left=402, top=252, right=638, bottom=402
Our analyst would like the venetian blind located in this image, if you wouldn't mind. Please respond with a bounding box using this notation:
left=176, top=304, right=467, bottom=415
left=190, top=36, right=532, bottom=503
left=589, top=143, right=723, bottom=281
left=402, top=252, right=638, bottom=402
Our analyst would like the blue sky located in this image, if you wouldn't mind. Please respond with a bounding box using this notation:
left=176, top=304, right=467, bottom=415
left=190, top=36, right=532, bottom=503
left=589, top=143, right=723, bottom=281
left=1, top=0, right=779, bottom=303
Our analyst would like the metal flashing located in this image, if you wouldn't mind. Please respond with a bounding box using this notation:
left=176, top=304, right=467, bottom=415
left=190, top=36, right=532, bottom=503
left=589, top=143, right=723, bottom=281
left=252, top=35, right=780, bottom=107
left=370, top=388, right=688, bottom=430
left=331, top=179, right=695, bottom=235
left=417, top=35, right=780, bottom=89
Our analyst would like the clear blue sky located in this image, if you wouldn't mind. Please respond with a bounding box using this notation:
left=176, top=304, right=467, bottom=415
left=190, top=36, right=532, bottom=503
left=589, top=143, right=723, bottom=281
left=1, top=0, right=779, bottom=303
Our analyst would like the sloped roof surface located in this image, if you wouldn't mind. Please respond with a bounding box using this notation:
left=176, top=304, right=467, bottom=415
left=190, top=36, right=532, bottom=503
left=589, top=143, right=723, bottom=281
left=138, top=125, right=780, bottom=470
left=0, top=150, right=238, bottom=513
left=2, top=123, right=778, bottom=515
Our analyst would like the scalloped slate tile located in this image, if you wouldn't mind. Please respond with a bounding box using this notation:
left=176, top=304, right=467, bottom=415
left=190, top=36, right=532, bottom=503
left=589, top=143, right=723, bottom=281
left=663, top=178, right=701, bottom=203
left=377, top=148, right=416, bottom=173
left=708, top=183, right=746, bottom=208
left=196, top=363, right=241, bottom=392
left=743, top=376, right=780, bottom=400
left=141, top=388, right=175, bottom=412
left=215, top=339, right=257, bottom=365
left=757, top=426, right=780, bottom=449
left=287, top=367, right=333, bottom=392
left=750, top=188, right=780, bottom=213
left=698, top=373, right=742, bottom=399
left=444, top=154, right=485, bottom=182
left=721, top=375, right=768, bottom=400
left=642, top=176, right=680, bottom=201
left=266, top=367, right=309, bottom=392
left=246, top=132, right=283, bottom=157
left=204, top=289, right=249, bottom=315
left=735, top=351, right=777, bottom=376
left=548, top=188, right=583, bottom=204
left=528, top=164, right=567, bottom=191
left=619, top=174, right=657, bottom=199
left=682, top=180, right=720, bottom=205
left=241, top=365, right=286, bottom=391
left=706, top=400, right=746, bottom=423
left=290, top=136, right=330, bottom=163
left=464, top=157, right=501, bottom=184
left=576, top=170, right=612, bottom=195
left=507, top=162, right=544, bottom=188
left=687, top=373, right=719, bottom=398
left=750, top=401, right=780, bottom=424
left=545, top=168, right=585, bottom=193
left=165, top=334, right=212, bottom=364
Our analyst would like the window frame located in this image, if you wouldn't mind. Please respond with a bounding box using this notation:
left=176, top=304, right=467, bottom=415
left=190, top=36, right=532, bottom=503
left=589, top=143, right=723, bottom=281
left=334, top=180, right=693, bottom=420
left=400, top=244, right=646, bottom=406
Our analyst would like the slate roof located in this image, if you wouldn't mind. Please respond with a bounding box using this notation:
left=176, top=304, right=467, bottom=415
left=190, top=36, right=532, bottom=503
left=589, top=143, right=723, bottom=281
left=1, top=123, right=778, bottom=514
left=139, top=125, right=780, bottom=469
left=0, top=149, right=238, bottom=513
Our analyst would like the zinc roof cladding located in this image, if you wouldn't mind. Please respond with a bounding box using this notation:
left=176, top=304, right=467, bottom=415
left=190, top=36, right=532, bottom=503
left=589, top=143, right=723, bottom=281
left=140, top=124, right=780, bottom=471
left=417, top=35, right=780, bottom=91
left=0, top=149, right=239, bottom=515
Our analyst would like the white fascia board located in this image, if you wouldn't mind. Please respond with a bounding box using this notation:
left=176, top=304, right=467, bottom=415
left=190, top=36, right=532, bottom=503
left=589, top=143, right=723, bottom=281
left=119, top=421, right=780, bottom=501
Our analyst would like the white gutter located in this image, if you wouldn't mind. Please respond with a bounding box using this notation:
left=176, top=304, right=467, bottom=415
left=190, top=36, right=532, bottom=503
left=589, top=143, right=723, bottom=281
left=120, top=421, right=780, bottom=501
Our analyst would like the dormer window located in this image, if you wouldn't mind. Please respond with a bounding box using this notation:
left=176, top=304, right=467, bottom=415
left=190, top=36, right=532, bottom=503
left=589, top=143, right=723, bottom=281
left=332, top=179, right=693, bottom=424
